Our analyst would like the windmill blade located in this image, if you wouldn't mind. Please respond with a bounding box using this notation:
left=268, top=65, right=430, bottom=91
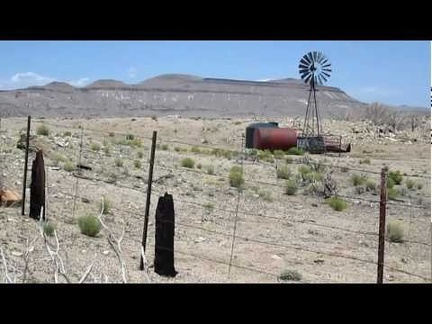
left=312, top=51, right=318, bottom=62
left=320, top=74, right=328, bottom=83
left=299, top=63, right=310, bottom=70
left=322, top=69, right=332, bottom=76
left=300, top=72, right=311, bottom=81
left=317, top=74, right=324, bottom=85
left=304, top=73, right=313, bottom=84
left=316, top=52, right=324, bottom=62
left=307, top=52, right=314, bottom=63
left=322, top=62, right=331, bottom=68
left=301, top=57, right=311, bottom=66
left=300, top=67, right=311, bottom=75
left=322, top=71, right=331, bottom=78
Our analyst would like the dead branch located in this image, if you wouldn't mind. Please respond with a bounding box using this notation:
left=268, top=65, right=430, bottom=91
left=22, top=235, right=39, bottom=283
left=38, top=216, right=71, bottom=283
left=0, top=248, right=12, bottom=283
left=141, top=246, right=151, bottom=283
left=98, top=198, right=128, bottom=283
left=79, top=257, right=96, bottom=283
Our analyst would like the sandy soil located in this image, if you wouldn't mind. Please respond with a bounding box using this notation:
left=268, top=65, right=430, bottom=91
left=0, top=116, right=430, bottom=283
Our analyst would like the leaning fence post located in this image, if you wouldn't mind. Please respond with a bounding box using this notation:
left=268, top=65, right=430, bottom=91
left=21, top=115, right=31, bottom=216
left=140, top=130, right=157, bottom=271
left=377, top=166, right=388, bottom=284
left=154, top=192, right=177, bottom=277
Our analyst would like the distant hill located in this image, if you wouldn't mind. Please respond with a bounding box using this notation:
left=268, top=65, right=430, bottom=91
left=0, top=74, right=428, bottom=118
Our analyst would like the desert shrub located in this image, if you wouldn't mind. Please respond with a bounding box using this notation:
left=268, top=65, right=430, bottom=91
left=359, top=158, right=371, bottom=165
left=326, top=196, right=348, bottom=211
left=191, top=146, right=201, bottom=154
left=161, top=144, right=169, bottom=151
left=181, top=157, right=195, bottom=168
left=351, top=174, right=366, bottom=186
left=286, top=147, right=304, bottom=155
left=405, top=179, right=415, bottom=190
left=229, top=166, right=244, bottom=188
left=416, top=183, right=423, bottom=190
left=341, top=166, right=349, bottom=173
left=115, top=158, right=124, bottom=167
left=258, top=189, right=273, bottom=202
left=206, top=165, right=215, bottom=175
left=279, top=269, right=302, bottom=282
left=365, top=179, right=377, bottom=192
left=257, top=150, right=274, bottom=162
left=43, top=222, right=55, bottom=237
left=285, top=156, right=293, bottom=164
left=386, top=177, right=395, bottom=189
left=137, top=151, right=144, bottom=159
left=204, top=203, right=214, bottom=212
left=273, top=150, right=285, bottom=159
left=303, top=171, right=324, bottom=183
left=91, top=143, right=101, bottom=151
left=63, top=161, right=75, bottom=172
left=276, top=165, right=292, bottom=180
left=234, top=121, right=242, bottom=125
left=387, top=187, right=399, bottom=200
left=103, top=146, right=111, bottom=155
left=78, top=215, right=102, bottom=237
left=355, top=186, right=365, bottom=195
left=298, top=165, right=312, bottom=177
left=196, top=163, right=202, bottom=169
left=108, top=132, right=115, bottom=137
left=285, top=180, right=298, bottom=196
left=386, top=220, right=404, bottom=243
left=51, top=152, right=68, bottom=163
left=388, top=170, right=403, bottom=185
left=36, top=124, right=49, bottom=136
left=99, top=196, right=112, bottom=214
left=126, top=134, right=134, bottom=140
left=63, top=131, right=72, bottom=137
left=134, top=160, right=142, bottom=169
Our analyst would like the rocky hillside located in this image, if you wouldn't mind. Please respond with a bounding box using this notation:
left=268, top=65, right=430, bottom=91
left=0, top=74, right=375, bottom=118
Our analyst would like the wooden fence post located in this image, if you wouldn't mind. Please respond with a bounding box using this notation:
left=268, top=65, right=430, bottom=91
left=21, top=116, right=31, bottom=216
left=377, top=166, right=388, bottom=284
left=139, top=131, right=157, bottom=270
left=154, top=192, right=177, bottom=277
left=29, top=150, right=46, bottom=221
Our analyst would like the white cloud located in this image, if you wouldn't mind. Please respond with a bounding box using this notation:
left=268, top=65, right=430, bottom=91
left=11, top=72, right=55, bottom=86
left=68, top=77, right=91, bottom=87
left=0, top=72, right=91, bottom=90
left=127, top=67, right=137, bottom=79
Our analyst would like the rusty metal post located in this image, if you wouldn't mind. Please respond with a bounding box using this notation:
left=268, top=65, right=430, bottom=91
left=21, top=116, right=31, bottom=215
left=140, top=131, right=157, bottom=270
left=377, top=166, right=388, bottom=284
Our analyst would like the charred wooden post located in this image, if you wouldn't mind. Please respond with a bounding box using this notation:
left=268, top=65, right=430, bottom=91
left=154, top=192, right=177, bottom=277
left=29, top=150, right=46, bottom=221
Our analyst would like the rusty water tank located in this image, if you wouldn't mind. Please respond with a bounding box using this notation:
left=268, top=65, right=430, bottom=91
left=253, top=127, right=298, bottom=150
left=245, top=122, right=279, bottom=148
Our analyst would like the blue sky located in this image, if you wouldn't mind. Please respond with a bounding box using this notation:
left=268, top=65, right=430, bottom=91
left=0, top=41, right=430, bottom=107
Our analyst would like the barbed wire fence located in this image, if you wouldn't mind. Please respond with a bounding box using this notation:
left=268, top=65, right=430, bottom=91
left=2, top=117, right=431, bottom=283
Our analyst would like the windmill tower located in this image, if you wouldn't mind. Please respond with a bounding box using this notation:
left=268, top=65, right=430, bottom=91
left=297, top=51, right=332, bottom=153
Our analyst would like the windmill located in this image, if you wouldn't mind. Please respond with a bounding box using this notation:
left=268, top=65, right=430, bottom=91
left=297, top=51, right=332, bottom=153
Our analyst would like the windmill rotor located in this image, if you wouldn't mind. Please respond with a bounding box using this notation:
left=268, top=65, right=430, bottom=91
left=298, top=51, right=332, bottom=87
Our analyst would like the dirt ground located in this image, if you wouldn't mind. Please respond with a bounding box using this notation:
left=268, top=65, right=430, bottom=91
left=0, top=116, right=430, bottom=283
